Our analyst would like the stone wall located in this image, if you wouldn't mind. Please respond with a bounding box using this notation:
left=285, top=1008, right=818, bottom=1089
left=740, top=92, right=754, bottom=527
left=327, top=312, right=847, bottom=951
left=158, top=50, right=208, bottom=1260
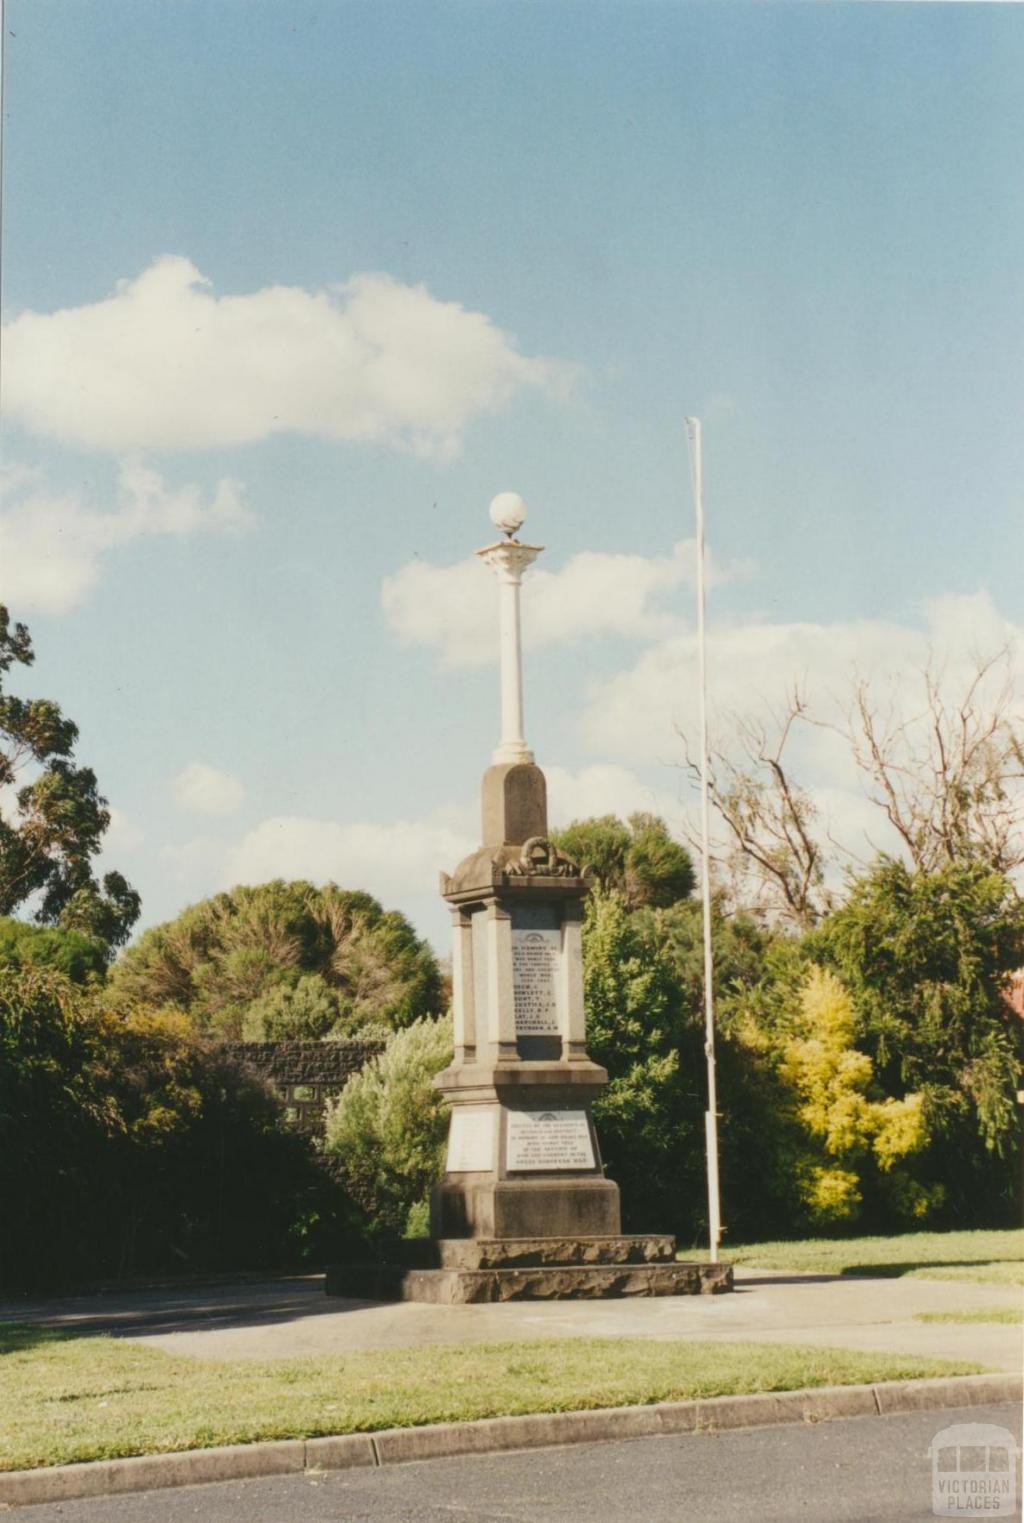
left=224, top=1039, right=386, bottom=1133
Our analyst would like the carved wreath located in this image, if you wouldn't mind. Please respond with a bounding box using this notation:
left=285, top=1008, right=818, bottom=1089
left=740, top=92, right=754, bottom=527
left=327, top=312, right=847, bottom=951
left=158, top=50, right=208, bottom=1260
left=505, top=836, right=582, bottom=878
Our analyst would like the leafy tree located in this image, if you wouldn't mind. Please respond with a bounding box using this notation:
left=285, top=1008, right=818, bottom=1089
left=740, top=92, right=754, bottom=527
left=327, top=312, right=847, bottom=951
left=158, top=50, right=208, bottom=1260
left=324, top=1013, right=453, bottom=1239
left=625, top=813, right=697, bottom=907
left=110, top=880, right=442, bottom=1038
left=813, top=858, right=1024, bottom=1223
left=621, top=894, right=820, bottom=1245
left=553, top=815, right=631, bottom=888
left=635, top=895, right=780, bottom=1032
left=552, top=813, right=694, bottom=909
left=581, top=887, right=704, bottom=1233
left=779, top=968, right=933, bottom=1225
left=707, top=859, right=1024, bottom=1235
left=0, top=916, right=107, bottom=983
left=0, top=606, right=140, bottom=955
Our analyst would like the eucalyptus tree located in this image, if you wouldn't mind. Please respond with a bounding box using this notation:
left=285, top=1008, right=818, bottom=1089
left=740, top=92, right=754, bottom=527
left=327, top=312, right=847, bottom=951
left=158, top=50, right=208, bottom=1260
left=0, top=606, right=139, bottom=956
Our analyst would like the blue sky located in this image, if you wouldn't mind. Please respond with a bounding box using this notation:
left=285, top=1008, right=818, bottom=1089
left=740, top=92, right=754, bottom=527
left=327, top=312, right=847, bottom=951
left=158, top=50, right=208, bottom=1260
left=1, top=1, right=1021, bottom=947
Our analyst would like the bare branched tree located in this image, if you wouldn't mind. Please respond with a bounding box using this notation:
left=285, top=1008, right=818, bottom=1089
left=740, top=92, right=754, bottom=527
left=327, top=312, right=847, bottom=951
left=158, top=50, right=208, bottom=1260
left=838, top=647, right=1024, bottom=875
left=681, top=688, right=832, bottom=929
left=681, top=647, right=1023, bottom=924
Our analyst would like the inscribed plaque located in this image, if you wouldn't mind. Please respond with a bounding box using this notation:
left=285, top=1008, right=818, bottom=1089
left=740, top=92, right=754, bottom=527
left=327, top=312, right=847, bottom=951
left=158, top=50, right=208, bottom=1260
left=512, top=928, right=561, bottom=1035
left=506, top=1109, right=595, bottom=1170
left=446, top=1108, right=495, bottom=1173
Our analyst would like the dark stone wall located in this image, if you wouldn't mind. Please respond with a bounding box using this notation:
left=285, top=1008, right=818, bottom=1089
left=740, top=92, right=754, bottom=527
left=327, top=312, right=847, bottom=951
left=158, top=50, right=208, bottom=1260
left=224, top=1039, right=386, bottom=1132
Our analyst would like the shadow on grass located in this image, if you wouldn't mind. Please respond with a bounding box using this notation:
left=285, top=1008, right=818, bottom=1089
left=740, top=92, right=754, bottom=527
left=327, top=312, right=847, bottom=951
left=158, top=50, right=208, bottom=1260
left=838, top=1260, right=1014, bottom=1278
left=0, top=1323, right=75, bottom=1355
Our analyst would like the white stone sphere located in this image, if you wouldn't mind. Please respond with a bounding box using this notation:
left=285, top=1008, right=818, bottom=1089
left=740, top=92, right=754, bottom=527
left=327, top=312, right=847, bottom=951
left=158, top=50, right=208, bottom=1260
left=489, top=491, right=528, bottom=537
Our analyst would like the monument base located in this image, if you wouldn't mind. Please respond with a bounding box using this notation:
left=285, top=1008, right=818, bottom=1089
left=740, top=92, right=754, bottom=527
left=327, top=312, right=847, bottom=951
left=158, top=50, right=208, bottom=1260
left=431, top=1175, right=621, bottom=1239
left=325, top=1235, right=733, bottom=1303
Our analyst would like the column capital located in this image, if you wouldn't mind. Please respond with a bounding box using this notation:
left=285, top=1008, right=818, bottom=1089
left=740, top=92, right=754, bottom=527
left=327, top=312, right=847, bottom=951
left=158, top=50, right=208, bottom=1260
left=476, top=540, right=543, bottom=584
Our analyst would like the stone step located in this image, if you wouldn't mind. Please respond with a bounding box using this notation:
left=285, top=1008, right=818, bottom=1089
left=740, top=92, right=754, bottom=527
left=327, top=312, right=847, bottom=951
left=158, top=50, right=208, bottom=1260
left=393, top=1235, right=677, bottom=1271
left=326, top=1260, right=732, bottom=1303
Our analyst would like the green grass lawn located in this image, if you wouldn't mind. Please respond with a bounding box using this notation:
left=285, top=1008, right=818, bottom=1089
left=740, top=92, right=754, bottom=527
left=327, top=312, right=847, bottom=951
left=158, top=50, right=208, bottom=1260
left=684, top=1229, right=1024, bottom=1284
left=0, top=1326, right=982, bottom=1473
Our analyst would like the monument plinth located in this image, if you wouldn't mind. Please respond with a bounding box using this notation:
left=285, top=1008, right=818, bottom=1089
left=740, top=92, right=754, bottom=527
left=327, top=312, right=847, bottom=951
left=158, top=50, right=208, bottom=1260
left=432, top=759, right=619, bottom=1241
left=326, top=493, right=731, bottom=1302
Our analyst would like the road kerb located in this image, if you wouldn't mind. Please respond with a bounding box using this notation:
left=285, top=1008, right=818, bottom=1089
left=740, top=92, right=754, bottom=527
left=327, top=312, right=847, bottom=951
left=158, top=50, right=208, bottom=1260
left=372, top=1404, right=665, bottom=1464
left=0, top=1373, right=1018, bottom=1509
left=693, top=1383, right=879, bottom=1431
left=303, top=1433, right=378, bottom=1471
left=872, top=1373, right=1018, bottom=1415
left=0, top=1440, right=306, bottom=1509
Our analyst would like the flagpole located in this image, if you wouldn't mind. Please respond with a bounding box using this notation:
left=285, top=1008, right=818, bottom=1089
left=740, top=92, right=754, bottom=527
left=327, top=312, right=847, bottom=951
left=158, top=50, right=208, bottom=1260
left=685, top=416, right=723, bottom=1264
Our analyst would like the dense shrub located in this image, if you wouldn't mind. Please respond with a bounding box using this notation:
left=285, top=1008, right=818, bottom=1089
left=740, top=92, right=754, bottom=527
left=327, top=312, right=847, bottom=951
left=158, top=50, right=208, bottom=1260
left=0, top=964, right=343, bottom=1292
left=323, top=1014, right=453, bottom=1240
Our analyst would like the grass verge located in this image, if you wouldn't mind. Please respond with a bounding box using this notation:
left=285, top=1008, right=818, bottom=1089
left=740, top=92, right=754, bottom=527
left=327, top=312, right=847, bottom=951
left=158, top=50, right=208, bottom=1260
left=683, top=1229, right=1024, bottom=1283
left=914, top=1307, right=1023, bottom=1326
left=0, top=1327, right=981, bottom=1473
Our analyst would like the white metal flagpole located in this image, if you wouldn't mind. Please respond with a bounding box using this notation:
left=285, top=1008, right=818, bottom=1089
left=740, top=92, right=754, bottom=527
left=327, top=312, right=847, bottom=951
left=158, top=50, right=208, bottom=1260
left=685, top=416, right=723, bottom=1264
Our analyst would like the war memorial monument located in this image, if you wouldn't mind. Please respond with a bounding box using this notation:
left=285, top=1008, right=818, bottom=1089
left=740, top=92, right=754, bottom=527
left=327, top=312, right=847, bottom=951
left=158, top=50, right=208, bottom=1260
left=328, top=495, right=732, bottom=1302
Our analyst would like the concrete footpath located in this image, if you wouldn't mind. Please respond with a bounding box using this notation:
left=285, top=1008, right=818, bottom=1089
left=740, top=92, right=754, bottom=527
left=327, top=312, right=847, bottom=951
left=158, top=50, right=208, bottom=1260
left=2, top=1267, right=1020, bottom=1371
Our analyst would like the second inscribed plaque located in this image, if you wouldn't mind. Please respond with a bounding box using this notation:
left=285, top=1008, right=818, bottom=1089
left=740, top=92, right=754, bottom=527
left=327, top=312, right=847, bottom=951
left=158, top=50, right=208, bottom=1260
left=506, top=1109, right=595, bottom=1170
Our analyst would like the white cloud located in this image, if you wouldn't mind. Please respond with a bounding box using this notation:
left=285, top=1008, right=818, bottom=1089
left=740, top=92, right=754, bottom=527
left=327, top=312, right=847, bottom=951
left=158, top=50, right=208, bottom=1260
left=0, top=459, right=251, bottom=614
left=154, top=811, right=477, bottom=950
left=545, top=763, right=683, bottom=830
left=0, top=784, right=19, bottom=828
left=173, top=762, right=245, bottom=817
left=381, top=539, right=740, bottom=668
left=160, top=836, right=229, bottom=893
left=221, top=811, right=475, bottom=906
left=2, top=256, right=569, bottom=457
left=584, top=591, right=1022, bottom=768
left=103, top=806, right=145, bottom=852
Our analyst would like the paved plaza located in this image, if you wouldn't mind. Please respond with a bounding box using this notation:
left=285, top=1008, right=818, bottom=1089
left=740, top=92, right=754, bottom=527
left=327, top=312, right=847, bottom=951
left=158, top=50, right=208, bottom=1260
left=3, top=1268, right=1019, bottom=1372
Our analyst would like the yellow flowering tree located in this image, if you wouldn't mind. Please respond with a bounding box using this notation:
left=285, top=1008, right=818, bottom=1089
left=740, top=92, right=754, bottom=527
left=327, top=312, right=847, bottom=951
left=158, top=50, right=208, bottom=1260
left=781, top=967, right=936, bottom=1224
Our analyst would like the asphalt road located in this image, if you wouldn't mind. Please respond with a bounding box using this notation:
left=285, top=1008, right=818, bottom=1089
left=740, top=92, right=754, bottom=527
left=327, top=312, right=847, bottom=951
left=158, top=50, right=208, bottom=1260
left=11, top=1403, right=1020, bottom=1523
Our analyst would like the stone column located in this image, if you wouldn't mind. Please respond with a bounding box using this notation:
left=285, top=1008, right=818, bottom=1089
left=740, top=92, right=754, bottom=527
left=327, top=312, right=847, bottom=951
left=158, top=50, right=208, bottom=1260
left=560, top=901, right=587, bottom=1062
left=485, top=900, right=517, bottom=1061
left=477, top=539, right=542, bottom=766
left=450, top=908, right=476, bottom=1063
